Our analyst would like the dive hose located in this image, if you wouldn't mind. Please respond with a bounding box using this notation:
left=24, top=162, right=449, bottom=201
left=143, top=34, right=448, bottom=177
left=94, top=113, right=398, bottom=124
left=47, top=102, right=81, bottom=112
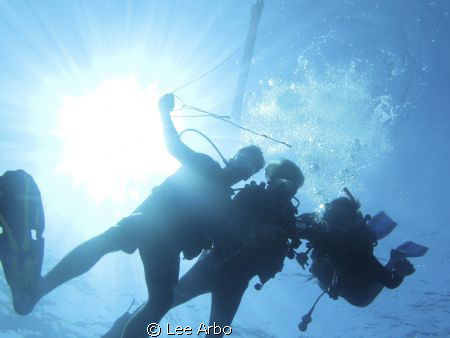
left=179, top=128, right=229, bottom=166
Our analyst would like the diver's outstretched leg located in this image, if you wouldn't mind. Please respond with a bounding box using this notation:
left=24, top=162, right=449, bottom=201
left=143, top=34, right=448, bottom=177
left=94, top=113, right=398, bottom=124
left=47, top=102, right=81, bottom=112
left=17, top=226, right=125, bottom=315
left=340, top=257, right=416, bottom=307
left=121, top=288, right=176, bottom=338
left=208, top=282, right=246, bottom=337
left=102, top=252, right=215, bottom=338
left=122, top=244, right=180, bottom=338
left=172, top=252, right=217, bottom=307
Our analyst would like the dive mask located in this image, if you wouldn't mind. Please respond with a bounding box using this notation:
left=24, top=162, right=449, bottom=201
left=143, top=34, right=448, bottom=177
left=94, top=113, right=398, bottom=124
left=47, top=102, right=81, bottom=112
left=268, top=178, right=298, bottom=197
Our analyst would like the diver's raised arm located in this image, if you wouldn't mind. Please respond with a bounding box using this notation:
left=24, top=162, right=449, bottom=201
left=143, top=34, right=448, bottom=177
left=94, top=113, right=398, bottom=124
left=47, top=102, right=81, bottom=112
left=158, top=93, right=198, bottom=165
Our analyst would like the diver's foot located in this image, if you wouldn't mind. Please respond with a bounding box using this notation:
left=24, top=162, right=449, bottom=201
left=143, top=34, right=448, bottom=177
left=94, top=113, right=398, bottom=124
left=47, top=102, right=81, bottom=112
left=2, top=246, right=44, bottom=315
left=0, top=169, right=46, bottom=316
left=3, top=253, right=44, bottom=315
left=7, top=269, right=43, bottom=315
left=10, top=283, right=38, bottom=315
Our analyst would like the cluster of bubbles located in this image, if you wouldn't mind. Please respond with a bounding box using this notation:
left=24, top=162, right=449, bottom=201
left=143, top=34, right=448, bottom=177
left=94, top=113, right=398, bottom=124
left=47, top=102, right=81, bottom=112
left=243, top=55, right=400, bottom=207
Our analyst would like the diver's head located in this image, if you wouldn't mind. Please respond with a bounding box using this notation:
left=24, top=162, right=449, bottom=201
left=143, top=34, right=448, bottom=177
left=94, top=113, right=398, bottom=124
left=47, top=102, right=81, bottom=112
left=224, top=145, right=265, bottom=183
left=323, top=197, right=361, bottom=232
left=265, top=159, right=304, bottom=199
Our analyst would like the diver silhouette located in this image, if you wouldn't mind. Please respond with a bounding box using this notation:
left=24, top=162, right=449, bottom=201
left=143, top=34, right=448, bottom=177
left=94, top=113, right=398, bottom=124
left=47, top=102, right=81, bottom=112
left=102, top=159, right=305, bottom=337
left=172, top=160, right=304, bottom=336
left=300, top=197, right=417, bottom=304
left=0, top=93, right=265, bottom=338
left=294, top=193, right=428, bottom=331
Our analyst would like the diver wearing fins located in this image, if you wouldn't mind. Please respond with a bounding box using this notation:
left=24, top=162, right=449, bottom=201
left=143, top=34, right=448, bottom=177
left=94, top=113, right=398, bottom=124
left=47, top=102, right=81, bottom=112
left=302, top=198, right=413, bottom=303
left=0, top=93, right=265, bottom=338
left=101, top=159, right=305, bottom=338
left=295, top=190, right=428, bottom=331
left=172, top=160, right=304, bottom=333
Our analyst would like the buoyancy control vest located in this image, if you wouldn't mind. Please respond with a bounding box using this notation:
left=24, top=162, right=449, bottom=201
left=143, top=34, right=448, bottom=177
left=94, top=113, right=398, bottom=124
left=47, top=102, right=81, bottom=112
left=215, top=181, right=298, bottom=284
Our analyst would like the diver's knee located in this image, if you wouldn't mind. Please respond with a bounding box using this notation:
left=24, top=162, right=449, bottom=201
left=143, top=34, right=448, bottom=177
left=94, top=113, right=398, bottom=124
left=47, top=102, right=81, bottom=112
left=149, top=287, right=174, bottom=308
left=94, top=227, right=126, bottom=253
left=347, top=300, right=368, bottom=307
left=343, top=294, right=373, bottom=307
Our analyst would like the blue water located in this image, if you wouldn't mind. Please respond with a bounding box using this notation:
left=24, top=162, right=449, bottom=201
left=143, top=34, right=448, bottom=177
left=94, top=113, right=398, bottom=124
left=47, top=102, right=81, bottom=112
left=1, top=1, right=449, bottom=337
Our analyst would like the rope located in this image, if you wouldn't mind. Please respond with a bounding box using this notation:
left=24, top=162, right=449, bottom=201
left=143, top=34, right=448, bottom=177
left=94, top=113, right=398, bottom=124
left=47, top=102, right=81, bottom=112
left=171, top=41, right=245, bottom=93
left=182, top=104, right=292, bottom=148
left=167, top=39, right=292, bottom=148
left=171, top=114, right=230, bottom=118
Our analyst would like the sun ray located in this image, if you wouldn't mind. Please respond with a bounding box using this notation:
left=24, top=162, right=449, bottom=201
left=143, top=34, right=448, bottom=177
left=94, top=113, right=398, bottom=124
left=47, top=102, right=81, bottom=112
left=56, top=76, right=178, bottom=203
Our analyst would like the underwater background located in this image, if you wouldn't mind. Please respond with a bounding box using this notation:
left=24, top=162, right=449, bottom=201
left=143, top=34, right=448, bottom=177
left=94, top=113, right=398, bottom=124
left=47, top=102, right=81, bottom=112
left=1, top=0, right=449, bottom=337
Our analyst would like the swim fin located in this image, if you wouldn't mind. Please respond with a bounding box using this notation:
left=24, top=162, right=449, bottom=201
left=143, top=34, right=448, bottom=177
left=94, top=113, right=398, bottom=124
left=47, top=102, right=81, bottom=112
left=384, top=241, right=429, bottom=272
left=0, top=169, right=45, bottom=315
left=101, top=300, right=137, bottom=338
left=394, top=241, right=428, bottom=258
left=368, top=211, right=397, bottom=240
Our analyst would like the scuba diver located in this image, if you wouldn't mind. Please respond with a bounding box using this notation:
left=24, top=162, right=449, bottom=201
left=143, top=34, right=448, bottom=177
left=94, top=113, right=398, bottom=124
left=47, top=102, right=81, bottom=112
left=102, top=159, right=305, bottom=338
left=0, top=93, right=265, bottom=338
left=294, top=190, right=428, bottom=331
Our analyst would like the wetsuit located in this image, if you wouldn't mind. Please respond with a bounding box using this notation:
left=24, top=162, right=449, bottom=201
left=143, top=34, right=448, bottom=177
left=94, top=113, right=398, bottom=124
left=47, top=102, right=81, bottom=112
left=171, top=182, right=298, bottom=332
left=299, top=218, right=404, bottom=306
left=1, top=94, right=259, bottom=336
left=21, top=103, right=239, bottom=337
left=110, top=106, right=233, bottom=289
left=102, top=108, right=242, bottom=338
left=113, top=153, right=232, bottom=282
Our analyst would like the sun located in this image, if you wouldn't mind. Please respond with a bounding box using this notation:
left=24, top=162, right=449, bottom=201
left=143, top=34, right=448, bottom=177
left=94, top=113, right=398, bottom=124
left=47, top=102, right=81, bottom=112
left=56, top=75, right=179, bottom=203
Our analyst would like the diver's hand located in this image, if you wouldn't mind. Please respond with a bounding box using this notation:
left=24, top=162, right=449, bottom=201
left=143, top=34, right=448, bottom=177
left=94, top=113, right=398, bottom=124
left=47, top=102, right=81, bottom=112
left=389, top=248, right=405, bottom=262
left=394, top=259, right=415, bottom=277
left=159, top=93, right=175, bottom=114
